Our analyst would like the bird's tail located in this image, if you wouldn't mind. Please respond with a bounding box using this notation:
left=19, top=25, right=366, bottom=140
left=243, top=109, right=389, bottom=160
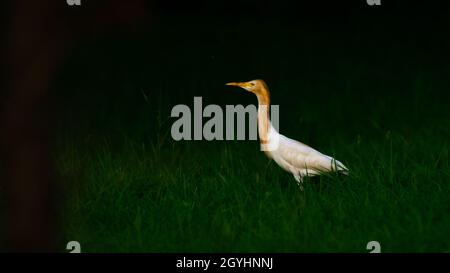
left=332, top=158, right=349, bottom=175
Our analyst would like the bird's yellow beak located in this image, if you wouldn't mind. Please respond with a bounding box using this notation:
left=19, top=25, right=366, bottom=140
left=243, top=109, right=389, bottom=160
left=226, top=82, right=252, bottom=90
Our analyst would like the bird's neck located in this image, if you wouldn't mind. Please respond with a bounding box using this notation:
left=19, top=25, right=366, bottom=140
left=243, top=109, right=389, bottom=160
left=256, top=89, right=271, bottom=145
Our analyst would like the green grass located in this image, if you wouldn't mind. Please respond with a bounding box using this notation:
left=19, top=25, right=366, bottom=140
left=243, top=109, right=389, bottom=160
left=57, top=85, right=450, bottom=252
left=58, top=128, right=450, bottom=252
left=54, top=22, right=450, bottom=252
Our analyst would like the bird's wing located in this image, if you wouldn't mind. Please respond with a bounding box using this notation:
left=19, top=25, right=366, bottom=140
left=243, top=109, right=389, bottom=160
left=276, top=134, right=339, bottom=173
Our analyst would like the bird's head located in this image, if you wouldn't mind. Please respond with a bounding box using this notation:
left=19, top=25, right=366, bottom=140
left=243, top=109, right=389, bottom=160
left=225, top=79, right=268, bottom=94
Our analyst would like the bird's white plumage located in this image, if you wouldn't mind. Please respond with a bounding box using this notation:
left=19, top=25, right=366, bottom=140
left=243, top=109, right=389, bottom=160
left=264, top=123, right=348, bottom=184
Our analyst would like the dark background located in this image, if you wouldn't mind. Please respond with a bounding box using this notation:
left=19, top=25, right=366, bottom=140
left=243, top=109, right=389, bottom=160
left=57, top=0, right=450, bottom=131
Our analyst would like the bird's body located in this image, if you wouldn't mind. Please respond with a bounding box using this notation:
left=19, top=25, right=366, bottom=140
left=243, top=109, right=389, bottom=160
left=226, top=79, right=348, bottom=186
left=264, top=121, right=348, bottom=183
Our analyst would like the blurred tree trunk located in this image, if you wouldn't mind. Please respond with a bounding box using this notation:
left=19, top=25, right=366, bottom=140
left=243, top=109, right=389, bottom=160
left=2, top=0, right=150, bottom=252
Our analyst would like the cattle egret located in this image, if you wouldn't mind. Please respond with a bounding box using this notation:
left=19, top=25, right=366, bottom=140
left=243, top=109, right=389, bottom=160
left=226, top=79, right=348, bottom=187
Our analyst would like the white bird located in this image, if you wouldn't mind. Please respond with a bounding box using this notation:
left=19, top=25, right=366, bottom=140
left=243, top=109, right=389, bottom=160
left=226, top=79, right=348, bottom=187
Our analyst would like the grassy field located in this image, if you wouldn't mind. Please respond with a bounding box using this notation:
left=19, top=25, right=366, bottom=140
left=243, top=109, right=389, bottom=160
left=55, top=21, right=450, bottom=252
